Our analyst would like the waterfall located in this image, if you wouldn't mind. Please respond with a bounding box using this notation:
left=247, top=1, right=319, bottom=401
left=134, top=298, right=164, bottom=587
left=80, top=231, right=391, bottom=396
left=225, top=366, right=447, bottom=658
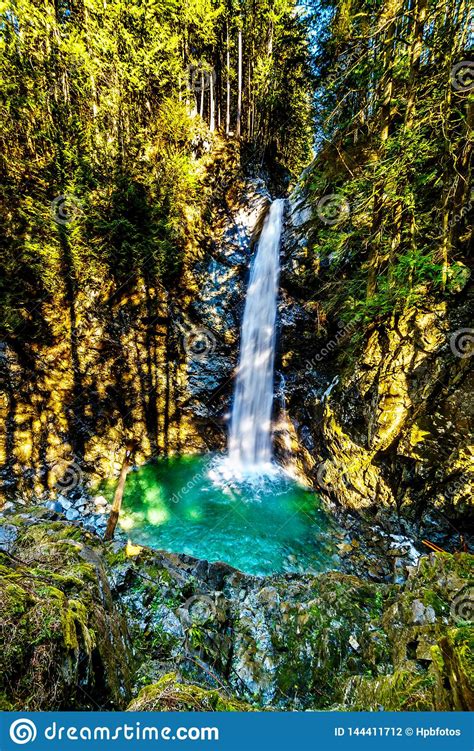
left=228, top=198, right=285, bottom=470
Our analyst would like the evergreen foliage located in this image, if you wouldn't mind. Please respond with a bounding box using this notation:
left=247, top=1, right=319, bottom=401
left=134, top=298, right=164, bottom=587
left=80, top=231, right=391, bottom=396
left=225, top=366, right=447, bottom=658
left=0, top=0, right=314, bottom=339
left=301, top=0, right=472, bottom=327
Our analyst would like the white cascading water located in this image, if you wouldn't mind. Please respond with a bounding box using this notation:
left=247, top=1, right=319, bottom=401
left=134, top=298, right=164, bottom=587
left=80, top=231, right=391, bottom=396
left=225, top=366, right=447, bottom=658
left=228, top=198, right=285, bottom=470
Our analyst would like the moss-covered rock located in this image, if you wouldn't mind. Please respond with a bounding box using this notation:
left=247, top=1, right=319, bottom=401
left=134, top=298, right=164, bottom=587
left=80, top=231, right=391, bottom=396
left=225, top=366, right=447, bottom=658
left=0, top=516, right=133, bottom=710
left=431, top=627, right=474, bottom=711
left=127, top=673, right=253, bottom=712
left=339, top=553, right=474, bottom=711
left=342, top=667, right=438, bottom=711
left=0, top=514, right=472, bottom=713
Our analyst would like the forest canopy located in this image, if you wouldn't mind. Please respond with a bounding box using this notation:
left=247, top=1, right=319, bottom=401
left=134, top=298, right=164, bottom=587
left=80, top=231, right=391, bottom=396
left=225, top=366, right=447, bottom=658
left=0, top=0, right=472, bottom=341
left=0, top=0, right=314, bottom=342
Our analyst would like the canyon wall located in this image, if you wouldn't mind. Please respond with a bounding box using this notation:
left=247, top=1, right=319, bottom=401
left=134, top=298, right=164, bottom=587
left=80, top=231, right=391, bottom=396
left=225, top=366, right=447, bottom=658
left=1, top=176, right=472, bottom=554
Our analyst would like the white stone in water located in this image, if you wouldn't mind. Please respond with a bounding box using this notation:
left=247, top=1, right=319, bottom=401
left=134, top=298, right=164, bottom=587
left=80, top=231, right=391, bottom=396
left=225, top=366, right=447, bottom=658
left=93, top=495, right=108, bottom=508
left=58, top=496, right=72, bottom=510
left=65, top=508, right=80, bottom=521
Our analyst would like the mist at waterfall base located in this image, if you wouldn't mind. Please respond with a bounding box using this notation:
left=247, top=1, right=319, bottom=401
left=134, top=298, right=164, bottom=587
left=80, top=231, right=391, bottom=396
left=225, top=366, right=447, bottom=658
left=116, top=200, right=341, bottom=575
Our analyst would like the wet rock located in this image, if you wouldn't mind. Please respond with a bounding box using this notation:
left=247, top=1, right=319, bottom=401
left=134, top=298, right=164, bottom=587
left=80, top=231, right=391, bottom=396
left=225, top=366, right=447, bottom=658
left=0, top=524, right=17, bottom=552
left=153, top=605, right=185, bottom=640
left=411, top=599, right=436, bottom=625
left=58, top=496, right=72, bottom=510
left=0, top=515, right=133, bottom=710
left=0, top=501, right=15, bottom=515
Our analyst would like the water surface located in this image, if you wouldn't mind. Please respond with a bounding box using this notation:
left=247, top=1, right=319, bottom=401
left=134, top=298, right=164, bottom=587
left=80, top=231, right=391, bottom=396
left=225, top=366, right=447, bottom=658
left=112, top=455, right=341, bottom=576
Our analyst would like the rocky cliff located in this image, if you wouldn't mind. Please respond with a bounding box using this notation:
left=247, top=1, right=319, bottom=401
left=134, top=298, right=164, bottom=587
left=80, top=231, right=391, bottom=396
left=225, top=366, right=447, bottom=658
left=1, top=512, right=472, bottom=711
left=2, top=171, right=471, bottom=555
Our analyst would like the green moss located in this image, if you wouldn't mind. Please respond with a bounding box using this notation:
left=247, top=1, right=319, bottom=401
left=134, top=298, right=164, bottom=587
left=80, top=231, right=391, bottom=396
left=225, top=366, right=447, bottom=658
left=431, top=626, right=474, bottom=710
left=0, top=693, right=14, bottom=710
left=344, top=668, right=437, bottom=711
left=0, top=516, right=133, bottom=710
left=430, top=645, right=444, bottom=671
left=127, top=673, right=253, bottom=712
left=422, top=590, right=448, bottom=616
left=416, top=552, right=473, bottom=583
left=449, top=627, right=474, bottom=683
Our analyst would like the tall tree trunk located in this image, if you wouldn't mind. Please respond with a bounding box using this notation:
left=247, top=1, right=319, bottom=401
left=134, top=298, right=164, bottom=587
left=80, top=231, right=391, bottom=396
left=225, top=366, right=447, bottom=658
left=366, top=4, right=399, bottom=297
left=236, top=28, right=242, bottom=136
left=404, top=0, right=428, bottom=129
left=247, top=60, right=252, bottom=135
left=226, top=22, right=231, bottom=134
left=200, top=71, right=205, bottom=117
left=210, top=65, right=215, bottom=131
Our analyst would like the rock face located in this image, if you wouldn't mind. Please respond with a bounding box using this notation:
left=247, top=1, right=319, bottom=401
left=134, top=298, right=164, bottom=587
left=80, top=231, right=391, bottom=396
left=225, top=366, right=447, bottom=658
left=276, top=194, right=473, bottom=548
left=0, top=177, right=269, bottom=500
left=1, top=513, right=471, bottom=712
left=0, top=513, right=133, bottom=710
left=279, top=296, right=473, bottom=547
